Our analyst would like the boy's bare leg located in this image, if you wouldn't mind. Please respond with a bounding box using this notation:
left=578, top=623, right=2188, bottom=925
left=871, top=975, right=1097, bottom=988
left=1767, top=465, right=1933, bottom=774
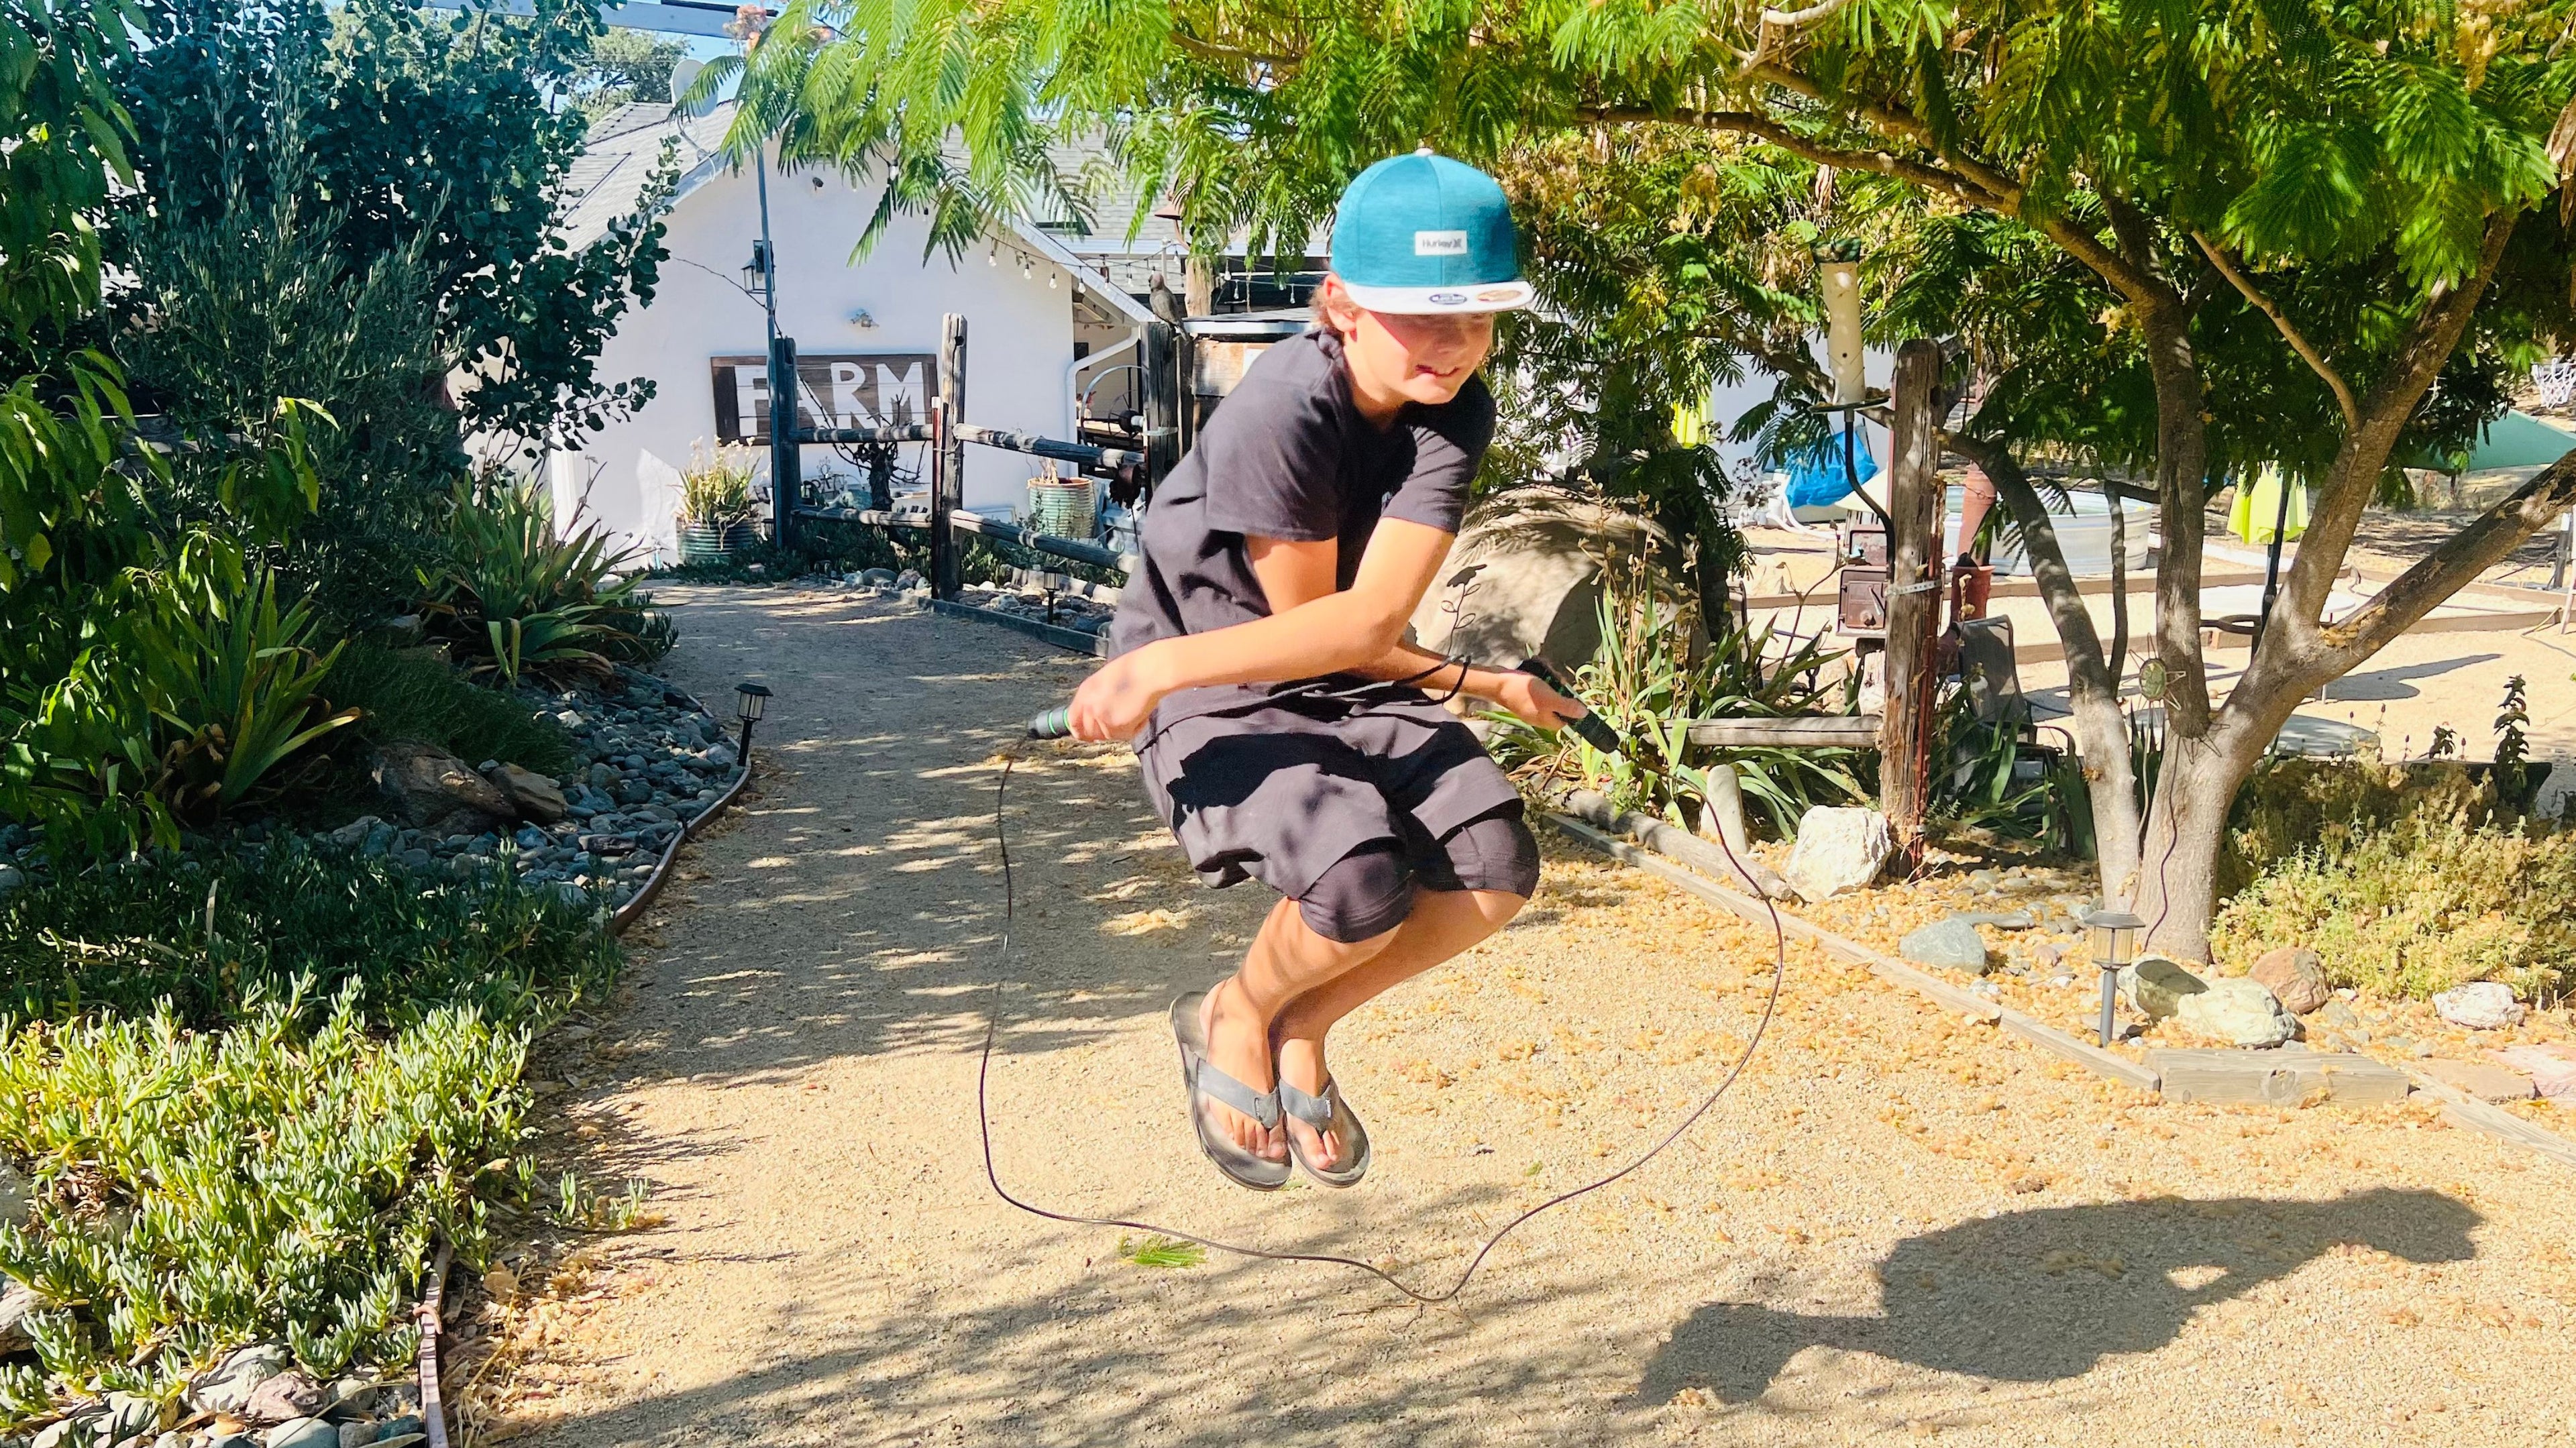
left=1199, top=896, right=1398, bottom=1160
left=1272, top=887, right=1525, bottom=1168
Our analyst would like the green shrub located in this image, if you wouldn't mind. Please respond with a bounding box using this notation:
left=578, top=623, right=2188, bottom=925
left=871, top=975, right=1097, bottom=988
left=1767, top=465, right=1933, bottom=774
left=420, top=480, right=664, bottom=686
left=2219, top=757, right=2500, bottom=898
left=325, top=642, right=574, bottom=776
left=0, top=997, right=529, bottom=1412
left=136, top=539, right=360, bottom=823
left=1488, top=559, right=1866, bottom=837
left=0, top=841, right=620, bottom=1029
left=2211, top=811, right=2576, bottom=1000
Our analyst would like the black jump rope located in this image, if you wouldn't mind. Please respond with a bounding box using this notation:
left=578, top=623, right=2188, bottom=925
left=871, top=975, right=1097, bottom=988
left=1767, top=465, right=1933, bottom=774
left=983, top=658, right=1788, bottom=1304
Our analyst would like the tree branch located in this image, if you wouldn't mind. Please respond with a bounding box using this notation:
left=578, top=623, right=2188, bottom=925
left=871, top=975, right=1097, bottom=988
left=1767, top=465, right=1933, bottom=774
left=2192, top=231, right=2358, bottom=431
left=1948, top=429, right=2143, bottom=895
left=2265, top=208, right=2521, bottom=649
left=1585, top=106, right=2008, bottom=214
left=2314, top=451, right=2576, bottom=675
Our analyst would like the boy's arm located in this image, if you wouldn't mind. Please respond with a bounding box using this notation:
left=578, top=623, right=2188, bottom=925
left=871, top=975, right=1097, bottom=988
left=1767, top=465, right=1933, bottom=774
left=1067, top=520, right=1580, bottom=740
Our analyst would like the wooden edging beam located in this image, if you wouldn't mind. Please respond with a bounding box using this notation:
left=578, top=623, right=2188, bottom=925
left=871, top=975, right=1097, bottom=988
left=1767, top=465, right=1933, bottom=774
left=1542, top=812, right=2164, bottom=1095
left=2399, top=1067, right=2576, bottom=1170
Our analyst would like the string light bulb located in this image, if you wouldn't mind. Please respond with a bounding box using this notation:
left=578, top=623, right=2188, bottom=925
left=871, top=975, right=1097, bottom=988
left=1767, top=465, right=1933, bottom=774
left=1048, top=270, right=1058, bottom=288
left=987, top=245, right=998, bottom=267
left=1020, top=258, right=1033, bottom=280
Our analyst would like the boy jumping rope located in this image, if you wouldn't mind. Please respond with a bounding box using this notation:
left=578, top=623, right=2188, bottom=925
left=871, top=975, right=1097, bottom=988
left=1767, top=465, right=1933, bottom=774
left=1066, top=152, right=1589, bottom=1190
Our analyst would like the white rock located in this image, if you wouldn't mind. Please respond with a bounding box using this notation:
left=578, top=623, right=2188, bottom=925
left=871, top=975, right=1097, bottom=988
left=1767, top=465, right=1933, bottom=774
left=2175, top=977, right=2297, bottom=1048
left=2433, top=981, right=2525, bottom=1030
left=2532, top=761, right=2575, bottom=822
left=1784, top=806, right=1891, bottom=902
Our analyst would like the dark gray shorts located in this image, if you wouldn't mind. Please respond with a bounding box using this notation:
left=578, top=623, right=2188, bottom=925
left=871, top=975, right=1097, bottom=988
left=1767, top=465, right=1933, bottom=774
left=1136, top=682, right=1528, bottom=905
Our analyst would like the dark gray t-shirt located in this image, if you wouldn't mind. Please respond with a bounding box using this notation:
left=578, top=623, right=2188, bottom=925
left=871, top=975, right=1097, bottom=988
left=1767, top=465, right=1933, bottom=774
left=1108, top=326, right=1495, bottom=677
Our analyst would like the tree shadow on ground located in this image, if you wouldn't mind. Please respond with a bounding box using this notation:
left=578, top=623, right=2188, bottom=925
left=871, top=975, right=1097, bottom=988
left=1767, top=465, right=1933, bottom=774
left=1638, top=1187, right=2477, bottom=1405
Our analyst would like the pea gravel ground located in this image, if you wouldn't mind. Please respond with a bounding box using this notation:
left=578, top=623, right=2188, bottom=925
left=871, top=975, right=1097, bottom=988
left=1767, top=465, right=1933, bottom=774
left=480, top=584, right=2576, bottom=1448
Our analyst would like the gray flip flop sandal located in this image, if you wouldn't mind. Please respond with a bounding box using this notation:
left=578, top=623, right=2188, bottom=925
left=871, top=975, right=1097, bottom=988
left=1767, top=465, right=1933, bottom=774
left=1169, top=993, right=1290, bottom=1191
left=1279, top=1076, right=1371, bottom=1188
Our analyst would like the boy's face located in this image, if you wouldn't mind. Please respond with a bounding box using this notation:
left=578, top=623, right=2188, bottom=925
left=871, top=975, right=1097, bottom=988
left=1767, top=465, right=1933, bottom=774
left=1343, top=304, right=1496, bottom=407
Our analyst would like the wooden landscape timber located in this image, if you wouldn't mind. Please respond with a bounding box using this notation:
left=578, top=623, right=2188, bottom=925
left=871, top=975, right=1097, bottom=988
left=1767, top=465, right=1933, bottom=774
left=2149, top=1047, right=2411, bottom=1106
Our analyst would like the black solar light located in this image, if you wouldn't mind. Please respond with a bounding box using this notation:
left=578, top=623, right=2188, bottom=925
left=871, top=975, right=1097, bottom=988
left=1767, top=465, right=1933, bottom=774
left=735, top=682, right=772, bottom=759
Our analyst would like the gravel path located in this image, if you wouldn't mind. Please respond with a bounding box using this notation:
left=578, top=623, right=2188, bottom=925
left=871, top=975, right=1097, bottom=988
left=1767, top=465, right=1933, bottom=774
left=486, top=586, right=2576, bottom=1447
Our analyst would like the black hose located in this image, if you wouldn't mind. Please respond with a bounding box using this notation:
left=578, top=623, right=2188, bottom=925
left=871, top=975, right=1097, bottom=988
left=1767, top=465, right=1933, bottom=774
left=974, top=750, right=1788, bottom=1303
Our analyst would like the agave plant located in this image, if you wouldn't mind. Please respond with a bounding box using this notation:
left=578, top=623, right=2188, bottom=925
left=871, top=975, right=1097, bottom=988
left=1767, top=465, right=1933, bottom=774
left=135, top=535, right=358, bottom=821
left=420, top=479, right=654, bottom=686
left=1489, top=555, right=1868, bottom=838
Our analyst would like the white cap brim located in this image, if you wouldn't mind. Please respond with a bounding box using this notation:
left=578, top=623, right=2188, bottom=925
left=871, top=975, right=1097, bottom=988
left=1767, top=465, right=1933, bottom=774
left=1338, top=278, right=1535, bottom=315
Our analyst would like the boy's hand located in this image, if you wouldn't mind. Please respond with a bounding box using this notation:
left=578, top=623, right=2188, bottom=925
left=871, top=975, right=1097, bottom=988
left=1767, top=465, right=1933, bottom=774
left=1493, top=671, right=1587, bottom=732
left=1068, top=645, right=1171, bottom=742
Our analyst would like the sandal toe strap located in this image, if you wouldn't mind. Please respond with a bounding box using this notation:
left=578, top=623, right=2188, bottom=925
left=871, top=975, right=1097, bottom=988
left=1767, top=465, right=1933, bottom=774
left=1195, top=1056, right=1281, bottom=1130
left=1278, top=1078, right=1338, bottom=1133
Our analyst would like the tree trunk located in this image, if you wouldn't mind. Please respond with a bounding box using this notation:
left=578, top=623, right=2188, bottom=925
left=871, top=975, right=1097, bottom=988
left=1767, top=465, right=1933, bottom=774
left=1948, top=435, right=2144, bottom=899
left=2133, top=724, right=2263, bottom=961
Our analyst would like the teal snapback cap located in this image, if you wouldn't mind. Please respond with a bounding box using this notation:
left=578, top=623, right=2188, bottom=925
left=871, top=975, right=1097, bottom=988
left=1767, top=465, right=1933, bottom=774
left=1328, top=149, right=1533, bottom=315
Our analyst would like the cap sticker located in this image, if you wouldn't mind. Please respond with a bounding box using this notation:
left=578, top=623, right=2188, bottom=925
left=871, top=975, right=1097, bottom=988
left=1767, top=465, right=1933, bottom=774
left=1475, top=286, right=1521, bottom=302
left=1413, top=230, right=1470, bottom=256
left=1426, top=291, right=1468, bottom=304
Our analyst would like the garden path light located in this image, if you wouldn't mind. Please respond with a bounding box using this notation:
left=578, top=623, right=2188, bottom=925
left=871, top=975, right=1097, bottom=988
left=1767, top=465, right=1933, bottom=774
left=2086, top=909, right=2144, bottom=1046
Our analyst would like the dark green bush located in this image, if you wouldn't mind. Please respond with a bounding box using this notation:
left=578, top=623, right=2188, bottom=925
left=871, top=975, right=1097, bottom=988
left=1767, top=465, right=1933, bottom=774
left=326, top=641, right=575, bottom=776
left=0, top=840, right=620, bottom=1029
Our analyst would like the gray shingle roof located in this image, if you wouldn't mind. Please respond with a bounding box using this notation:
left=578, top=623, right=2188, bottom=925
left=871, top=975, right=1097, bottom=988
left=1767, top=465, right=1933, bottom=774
left=560, top=101, right=737, bottom=252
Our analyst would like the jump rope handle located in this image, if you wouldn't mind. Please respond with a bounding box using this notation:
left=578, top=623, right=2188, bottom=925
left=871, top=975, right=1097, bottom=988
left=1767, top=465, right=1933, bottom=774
left=1027, top=705, right=1074, bottom=740
left=1515, top=659, right=1624, bottom=756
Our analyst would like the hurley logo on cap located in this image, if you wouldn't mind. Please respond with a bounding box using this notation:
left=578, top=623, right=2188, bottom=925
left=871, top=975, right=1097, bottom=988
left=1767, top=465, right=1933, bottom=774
left=1413, top=230, right=1469, bottom=256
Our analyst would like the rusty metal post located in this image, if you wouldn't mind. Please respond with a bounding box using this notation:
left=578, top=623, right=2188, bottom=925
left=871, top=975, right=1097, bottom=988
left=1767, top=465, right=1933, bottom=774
left=1878, top=339, right=1945, bottom=869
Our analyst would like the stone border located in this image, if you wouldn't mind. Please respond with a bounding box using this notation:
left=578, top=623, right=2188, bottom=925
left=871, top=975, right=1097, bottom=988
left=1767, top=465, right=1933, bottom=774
left=607, top=685, right=753, bottom=938
left=927, top=597, right=1111, bottom=657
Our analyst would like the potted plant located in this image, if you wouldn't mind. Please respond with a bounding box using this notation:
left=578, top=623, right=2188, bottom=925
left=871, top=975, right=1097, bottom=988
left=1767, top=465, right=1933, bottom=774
left=678, top=441, right=761, bottom=564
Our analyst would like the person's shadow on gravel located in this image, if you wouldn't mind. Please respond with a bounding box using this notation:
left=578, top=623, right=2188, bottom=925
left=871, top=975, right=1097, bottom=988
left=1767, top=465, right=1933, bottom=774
left=1638, top=1187, right=2477, bottom=1404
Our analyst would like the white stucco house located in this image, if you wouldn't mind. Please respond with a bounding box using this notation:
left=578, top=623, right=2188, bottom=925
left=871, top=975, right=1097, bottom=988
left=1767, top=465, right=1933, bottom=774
left=540, top=101, right=1155, bottom=561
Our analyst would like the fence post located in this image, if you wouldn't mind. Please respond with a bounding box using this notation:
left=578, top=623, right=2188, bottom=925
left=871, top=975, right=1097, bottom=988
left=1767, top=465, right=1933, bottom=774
left=932, top=313, right=968, bottom=600
left=1878, top=338, right=1944, bottom=871
left=767, top=333, right=800, bottom=551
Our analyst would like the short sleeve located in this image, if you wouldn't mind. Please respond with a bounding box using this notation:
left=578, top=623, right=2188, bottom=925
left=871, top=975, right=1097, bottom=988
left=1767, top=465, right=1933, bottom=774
left=1381, top=378, right=1495, bottom=535
left=1197, top=372, right=1345, bottom=543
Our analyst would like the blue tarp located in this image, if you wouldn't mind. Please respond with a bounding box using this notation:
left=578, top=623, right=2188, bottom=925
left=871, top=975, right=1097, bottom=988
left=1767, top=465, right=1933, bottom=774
left=1783, top=427, right=1879, bottom=509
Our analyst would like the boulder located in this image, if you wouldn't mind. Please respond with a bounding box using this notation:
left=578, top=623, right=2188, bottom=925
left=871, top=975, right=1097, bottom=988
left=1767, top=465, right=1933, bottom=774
left=2248, top=946, right=2330, bottom=1015
left=2174, top=977, right=2296, bottom=1048
left=1783, top=807, right=1892, bottom=902
left=2432, top=981, right=2525, bottom=1030
left=186, top=1343, right=294, bottom=1417
left=262, top=1418, right=338, bottom=1448
left=1900, top=917, right=1992, bottom=972
left=372, top=742, right=508, bottom=828
left=483, top=763, right=568, bottom=824
left=0, top=1160, right=28, bottom=1229
left=1407, top=488, right=1690, bottom=673
left=2118, top=956, right=2209, bottom=1019
left=2418, top=1058, right=2536, bottom=1103
left=2487, top=1044, right=2576, bottom=1101
left=244, top=1368, right=325, bottom=1426
left=0, top=1278, right=45, bottom=1353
